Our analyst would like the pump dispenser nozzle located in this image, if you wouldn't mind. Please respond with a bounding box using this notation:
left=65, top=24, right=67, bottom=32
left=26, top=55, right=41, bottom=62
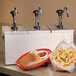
left=33, top=7, right=42, bottom=30
left=56, top=7, right=69, bottom=29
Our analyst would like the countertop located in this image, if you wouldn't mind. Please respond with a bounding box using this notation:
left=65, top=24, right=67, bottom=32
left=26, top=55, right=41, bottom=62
left=0, top=25, right=76, bottom=76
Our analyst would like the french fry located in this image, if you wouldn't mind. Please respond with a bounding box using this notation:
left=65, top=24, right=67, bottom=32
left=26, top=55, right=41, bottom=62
left=52, top=47, right=76, bottom=67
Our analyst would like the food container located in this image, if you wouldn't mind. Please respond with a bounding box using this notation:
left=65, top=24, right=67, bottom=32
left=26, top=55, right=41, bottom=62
left=16, top=48, right=52, bottom=70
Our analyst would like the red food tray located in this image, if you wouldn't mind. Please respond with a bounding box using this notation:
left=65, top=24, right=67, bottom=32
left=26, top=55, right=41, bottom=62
left=16, top=48, right=52, bottom=70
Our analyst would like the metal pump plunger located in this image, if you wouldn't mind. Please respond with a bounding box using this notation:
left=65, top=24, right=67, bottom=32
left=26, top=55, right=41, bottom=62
left=10, top=8, right=18, bottom=31
left=56, top=7, right=69, bottom=29
left=33, top=7, right=42, bottom=30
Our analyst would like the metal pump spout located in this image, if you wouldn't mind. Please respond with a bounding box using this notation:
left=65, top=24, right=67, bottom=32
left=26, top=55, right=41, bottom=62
left=10, top=8, right=18, bottom=31
left=33, top=7, right=42, bottom=30
left=56, top=7, right=69, bottom=29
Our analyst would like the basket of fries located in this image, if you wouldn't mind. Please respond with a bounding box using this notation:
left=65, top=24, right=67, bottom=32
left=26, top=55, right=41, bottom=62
left=50, top=40, right=76, bottom=73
